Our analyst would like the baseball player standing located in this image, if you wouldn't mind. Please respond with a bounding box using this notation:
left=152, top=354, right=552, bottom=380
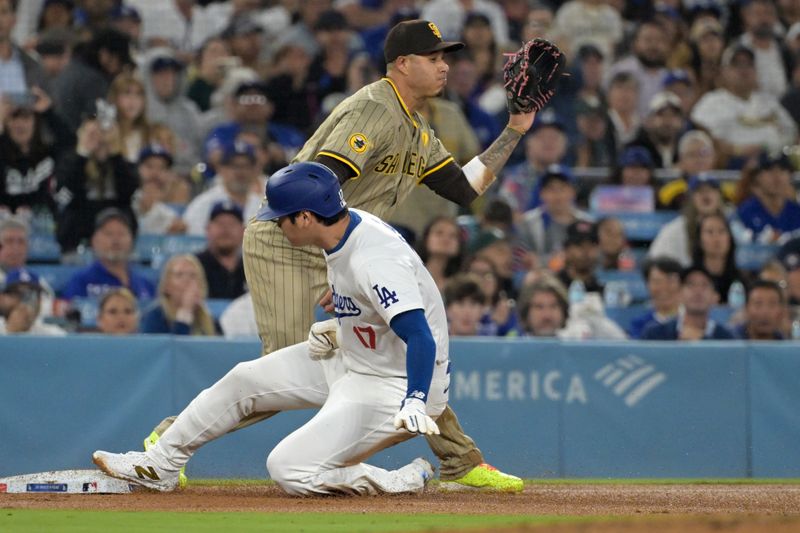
left=94, top=162, right=450, bottom=495
left=148, top=20, right=560, bottom=491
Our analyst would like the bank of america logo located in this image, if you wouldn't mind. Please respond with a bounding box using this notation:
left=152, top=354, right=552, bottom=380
left=594, top=355, right=666, bottom=407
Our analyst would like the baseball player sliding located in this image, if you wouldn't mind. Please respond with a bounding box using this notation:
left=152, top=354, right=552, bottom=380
left=145, top=20, right=564, bottom=491
left=94, top=162, right=451, bottom=495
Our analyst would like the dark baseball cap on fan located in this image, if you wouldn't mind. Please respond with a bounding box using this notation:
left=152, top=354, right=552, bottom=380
left=384, top=20, right=464, bottom=63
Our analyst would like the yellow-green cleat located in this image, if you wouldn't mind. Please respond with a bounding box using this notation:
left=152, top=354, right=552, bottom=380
left=143, top=431, right=188, bottom=489
left=440, top=463, right=524, bottom=492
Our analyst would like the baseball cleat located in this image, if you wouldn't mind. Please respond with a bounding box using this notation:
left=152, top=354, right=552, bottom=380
left=92, top=450, right=180, bottom=492
left=440, top=463, right=524, bottom=493
left=144, top=429, right=188, bottom=489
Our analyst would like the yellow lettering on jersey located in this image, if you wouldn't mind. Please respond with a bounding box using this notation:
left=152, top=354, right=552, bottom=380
left=417, top=156, right=426, bottom=178
left=403, top=151, right=419, bottom=176
left=374, top=153, right=399, bottom=174
left=421, top=131, right=429, bottom=146
left=348, top=133, right=369, bottom=153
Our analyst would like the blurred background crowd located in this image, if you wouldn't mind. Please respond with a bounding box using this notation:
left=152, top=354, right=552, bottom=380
left=1, top=0, right=800, bottom=343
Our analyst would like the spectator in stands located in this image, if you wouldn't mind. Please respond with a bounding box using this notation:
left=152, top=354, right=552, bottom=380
left=571, top=95, right=615, bottom=168
left=606, top=71, right=641, bottom=150
left=521, top=2, right=554, bottom=43
left=203, top=80, right=300, bottom=174
left=219, top=290, right=257, bottom=339
left=557, top=220, right=603, bottom=295
left=61, top=208, right=155, bottom=300
left=735, top=279, right=787, bottom=340
left=140, top=253, right=216, bottom=336
left=498, top=113, right=568, bottom=216
left=516, top=276, right=568, bottom=337
left=186, top=37, right=232, bottom=113
left=132, top=145, right=185, bottom=235
left=34, top=0, right=74, bottom=36
left=735, top=151, right=800, bottom=243
left=35, top=29, right=73, bottom=96
left=109, top=5, right=142, bottom=52
left=597, top=217, right=634, bottom=271
left=265, top=35, right=316, bottom=134
left=183, top=141, right=262, bottom=236
left=417, top=216, right=464, bottom=292
left=445, top=51, right=502, bottom=149
left=518, top=165, right=593, bottom=261
left=143, top=49, right=203, bottom=176
left=691, top=44, right=797, bottom=163
left=460, top=13, right=505, bottom=116
left=53, top=28, right=134, bottom=130
left=641, top=265, right=735, bottom=340
left=463, top=253, right=517, bottom=336
left=777, top=237, right=800, bottom=306
left=552, top=0, right=623, bottom=59
left=662, top=69, right=698, bottom=117
left=649, top=172, right=725, bottom=267
left=609, top=145, right=656, bottom=191
left=573, top=44, right=606, bottom=106
left=308, top=10, right=358, bottom=113
left=658, top=129, right=717, bottom=210
left=738, top=0, right=790, bottom=98
left=95, top=287, right=139, bottom=335
left=0, top=86, right=73, bottom=218
left=0, top=0, right=45, bottom=97
left=468, top=228, right=516, bottom=298
left=443, top=273, right=488, bottom=337
left=222, top=15, right=267, bottom=76
left=628, top=91, right=686, bottom=169
left=691, top=213, right=746, bottom=304
left=605, top=20, right=670, bottom=118
left=687, top=18, right=725, bottom=98
left=0, top=268, right=65, bottom=335
left=629, top=257, right=683, bottom=339
left=278, top=0, right=332, bottom=59
left=421, top=0, right=510, bottom=47
left=196, top=201, right=246, bottom=300
left=106, top=72, right=157, bottom=164
left=780, top=53, right=800, bottom=125
left=138, top=0, right=230, bottom=55
left=0, top=214, right=23, bottom=272
left=55, top=112, right=139, bottom=254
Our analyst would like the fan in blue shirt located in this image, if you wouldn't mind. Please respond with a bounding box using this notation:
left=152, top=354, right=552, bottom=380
left=641, top=264, right=734, bottom=340
left=736, top=152, right=800, bottom=242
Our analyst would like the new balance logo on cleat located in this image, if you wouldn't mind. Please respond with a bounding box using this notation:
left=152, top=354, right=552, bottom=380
left=134, top=466, right=160, bottom=481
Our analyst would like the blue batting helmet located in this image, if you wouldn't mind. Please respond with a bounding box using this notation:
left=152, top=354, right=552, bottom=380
left=256, top=162, right=346, bottom=221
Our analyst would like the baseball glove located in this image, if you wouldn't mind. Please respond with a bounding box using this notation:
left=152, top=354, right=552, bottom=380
left=502, top=38, right=566, bottom=114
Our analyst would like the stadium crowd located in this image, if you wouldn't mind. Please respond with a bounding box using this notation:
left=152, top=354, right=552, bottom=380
left=1, top=0, right=800, bottom=342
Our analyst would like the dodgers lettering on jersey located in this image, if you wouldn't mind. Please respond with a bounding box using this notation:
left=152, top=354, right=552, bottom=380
left=325, top=209, right=449, bottom=381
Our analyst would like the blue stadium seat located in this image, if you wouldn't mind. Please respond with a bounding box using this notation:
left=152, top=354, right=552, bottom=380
left=207, top=299, right=232, bottom=321
left=29, top=264, right=82, bottom=294
left=27, top=233, right=61, bottom=262
left=133, top=234, right=208, bottom=268
left=596, top=270, right=649, bottom=303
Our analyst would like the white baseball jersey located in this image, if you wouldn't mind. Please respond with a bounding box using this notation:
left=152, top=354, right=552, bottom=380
left=325, top=209, right=450, bottom=382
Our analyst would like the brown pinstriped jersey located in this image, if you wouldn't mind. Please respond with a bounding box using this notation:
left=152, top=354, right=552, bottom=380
left=293, top=77, right=454, bottom=221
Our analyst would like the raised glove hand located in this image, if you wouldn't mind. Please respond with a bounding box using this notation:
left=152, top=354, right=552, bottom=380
left=307, top=318, right=339, bottom=360
left=393, top=397, right=440, bottom=436
left=503, top=38, right=566, bottom=114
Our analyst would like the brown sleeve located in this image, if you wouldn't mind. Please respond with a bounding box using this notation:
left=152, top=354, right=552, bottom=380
left=419, top=158, right=478, bottom=207
left=314, top=154, right=357, bottom=184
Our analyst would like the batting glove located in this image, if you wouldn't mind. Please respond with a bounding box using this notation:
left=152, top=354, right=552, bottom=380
left=307, top=318, right=340, bottom=360
left=393, top=398, right=440, bottom=436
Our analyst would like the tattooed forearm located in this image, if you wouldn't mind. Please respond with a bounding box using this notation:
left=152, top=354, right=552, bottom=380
left=477, top=126, right=524, bottom=176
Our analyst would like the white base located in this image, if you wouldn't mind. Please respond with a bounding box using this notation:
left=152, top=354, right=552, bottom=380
left=0, top=469, right=138, bottom=494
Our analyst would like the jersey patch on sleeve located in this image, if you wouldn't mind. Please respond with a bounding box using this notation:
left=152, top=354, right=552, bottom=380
left=348, top=133, right=369, bottom=154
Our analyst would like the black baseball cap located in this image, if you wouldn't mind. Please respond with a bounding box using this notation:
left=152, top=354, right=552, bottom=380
left=94, top=207, right=133, bottom=232
left=209, top=201, right=244, bottom=223
left=565, top=221, right=598, bottom=247
left=384, top=19, right=464, bottom=64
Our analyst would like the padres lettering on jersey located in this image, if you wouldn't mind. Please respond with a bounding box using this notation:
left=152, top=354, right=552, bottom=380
left=294, top=78, right=454, bottom=221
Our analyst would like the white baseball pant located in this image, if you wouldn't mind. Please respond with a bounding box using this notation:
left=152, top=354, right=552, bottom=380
left=145, top=342, right=449, bottom=495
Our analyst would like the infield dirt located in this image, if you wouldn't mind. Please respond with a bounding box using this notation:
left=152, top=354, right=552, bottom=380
left=2, top=483, right=799, bottom=532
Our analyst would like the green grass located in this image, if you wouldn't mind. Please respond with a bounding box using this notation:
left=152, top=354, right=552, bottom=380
left=0, top=510, right=588, bottom=533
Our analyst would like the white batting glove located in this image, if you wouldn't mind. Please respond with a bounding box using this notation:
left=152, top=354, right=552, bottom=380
left=307, top=318, right=340, bottom=360
left=393, top=398, right=440, bottom=436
